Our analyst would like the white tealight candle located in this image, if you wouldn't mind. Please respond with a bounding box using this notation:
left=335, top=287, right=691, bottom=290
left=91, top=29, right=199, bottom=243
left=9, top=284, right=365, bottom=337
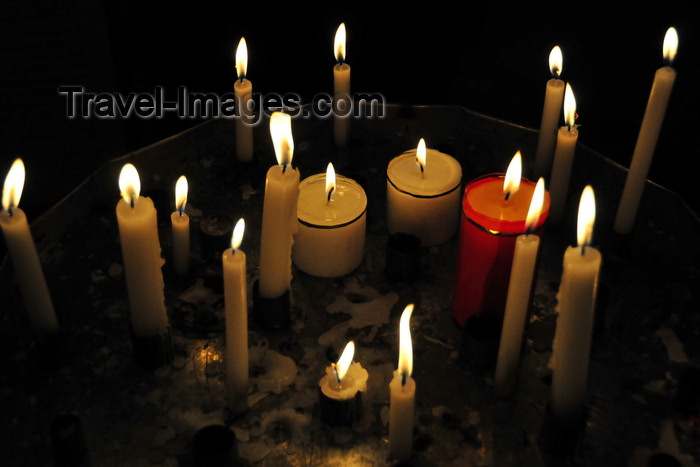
left=614, top=27, right=678, bottom=235
left=258, top=112, right=300, bottom=299
left=494, top=178, right=546, bottom=397
left=388, top=304, right=416, bottom=462
left=223, top=218, right=249, bottom=414
left=333, top=23, right=351, bottom=147
left=170, top=175, right=190, bottom=276
left=533, top=46, right=565, bottom=179
left=292, top=162, right=367, bottom=278
left=549, top=83, right=579, bottom=224
left=116, top=163, right=169, bottom=338
left=234, top=37, right=254, bottom=162
left=0, top=159, right=59, bottom=341
left=550, top=186, right=601, bottom=421
left=386, top=139, right=462, bottom=246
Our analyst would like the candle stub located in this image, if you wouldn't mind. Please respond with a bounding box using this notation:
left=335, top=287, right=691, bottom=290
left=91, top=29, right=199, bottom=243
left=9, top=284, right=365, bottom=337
left=386, top=147, right=462, bottom=246
left=293, top=172, right=367, bottom=278
left=318, top=359, right=368, bottom=427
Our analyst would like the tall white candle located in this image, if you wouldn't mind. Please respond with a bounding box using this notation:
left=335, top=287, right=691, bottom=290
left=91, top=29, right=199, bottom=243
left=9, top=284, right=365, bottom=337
left=533, top=46, right=565, bottom=180
left=293, top=162, right=367, bottom=278
left=223, top=218, right=249, bottom=414
left=171, top=175, right=190, bottom=276
left=386, top=139, right=462, bottom=246
left=388, top=304, right=416, bottom=462
left=333, top=23, right=351, bottom=147
left=550, top=186, right=601, bottom=421
left=258, top=112, right=300, bottom=299
left=116, top=163, right=169, bottom=338
left=494, top=178, right=546, bottom=397
left=614, top=27, right=678, bottom=235
left=235, top=37, right=254, bottom=162
left=549, top=83, right=579, bottom=224
left=0, top=159, right=58, bottom=341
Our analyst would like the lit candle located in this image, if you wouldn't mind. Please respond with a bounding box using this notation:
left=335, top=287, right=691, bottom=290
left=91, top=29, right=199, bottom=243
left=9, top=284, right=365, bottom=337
left=386, top=138, right=463, bottom=246
left=234, top=37, right=254, bottom=162
left=318, top=340, right=369, bottom=426
left=171, top=175, right=190, bottom=276
left=258, top=112, right=300, bottom=299
left=494, top=178, right=546, bottom=398
left=550, top=186, right=601, bottom=421
left=223, top=218, right=249, bottom=414
left=333, top=23, right=351, bottom=147
left=533, top=46, right=565, bottom=179
left=389, top=304, right=416, bottom=462
left=614, top=27, right=678, bottom=235
left=116, top=163, right=169, bottom=340
left=0, top=158, right=59, bottom=341
left=548, top=83, right=579, bottom=224
left=452, top=151, right=550, bottom=327
left=292, top=162, right=367, bottom=277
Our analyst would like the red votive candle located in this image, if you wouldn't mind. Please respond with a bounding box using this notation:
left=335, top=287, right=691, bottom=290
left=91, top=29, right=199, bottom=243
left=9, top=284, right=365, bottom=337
left=452, top=172, right=550, bottom=327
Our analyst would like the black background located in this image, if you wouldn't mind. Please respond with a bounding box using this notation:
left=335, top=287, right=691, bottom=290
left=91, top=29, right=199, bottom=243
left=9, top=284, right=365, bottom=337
left=1, top=1, right=698, bottom=219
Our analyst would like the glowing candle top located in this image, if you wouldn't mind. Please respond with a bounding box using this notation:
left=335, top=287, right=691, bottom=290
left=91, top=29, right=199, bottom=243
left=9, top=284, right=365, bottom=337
left=2, top=158, right=25, bottom=214
left=175, top=175, right=188, bottom=215
left=398, top=304, right=414, bottom=382
left=231, top=217, right=245, bottom=253
left=236, top=37, right=248, bottom=80
left=334, top=23, right=346, bottom=64
left=119, top=163, right=140, bottom=207
left=270, top=112, right=294, bottom=170
left=577, top=185, right=596, bottom=249
left=549, top=46, right=563, bottom=78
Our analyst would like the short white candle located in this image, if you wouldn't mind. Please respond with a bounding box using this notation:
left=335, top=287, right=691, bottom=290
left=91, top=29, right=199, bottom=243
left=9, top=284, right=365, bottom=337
left=533, top=46, right=565, bottom=180
left=234, top=37, right=254, bottom=162
left=388, top=304, right=416, bottom=462
left=333, top=23, right=351, bottom=147
left=494, top=178, right=546, bottom=397
left=223, top=218, right=249, bottom=414
left=0, top=159, right=59, bottom=341
left=548, top=83, right=579, bottom=224
left=258, top=112, right=300, bottom=299
left=550, top=186, right=601, bottom=421
left=386, top=139, right=462, bottom=246
left=116, top=163, right=169, bottom=338
left=614, top=27, right=678, bottom=235
left=319, top=341, right=368, bottom=398
left=293, top=162, right=367, bottom=277
left=170, top=175, right=190, bottom=276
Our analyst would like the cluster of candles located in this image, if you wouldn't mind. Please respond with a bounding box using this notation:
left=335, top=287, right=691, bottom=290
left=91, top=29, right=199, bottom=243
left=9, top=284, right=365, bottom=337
left=0, top=23, right=679, bottom=461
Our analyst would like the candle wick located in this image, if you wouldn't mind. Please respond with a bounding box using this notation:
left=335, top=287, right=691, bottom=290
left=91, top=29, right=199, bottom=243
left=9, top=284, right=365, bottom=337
left=282, top=163, right=288, bottom=174
left=504, top=191, right=511, bottom=202
left=332, top=363, right=341, bottom=384
left=130, top=198, right=135, bottom=208
left=401, top=372, right=407, bottom=386
left=8, top=205, right=15, bottom=217
left=178, top=206, right=184, bottom=216
left=581, top=244, right=587, bottom=256
left=327, top=187, right=334, bottom=204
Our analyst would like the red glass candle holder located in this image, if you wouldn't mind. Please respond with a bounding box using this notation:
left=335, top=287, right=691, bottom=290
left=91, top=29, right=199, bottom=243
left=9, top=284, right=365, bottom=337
left=452, top=173, right=550, bottom=327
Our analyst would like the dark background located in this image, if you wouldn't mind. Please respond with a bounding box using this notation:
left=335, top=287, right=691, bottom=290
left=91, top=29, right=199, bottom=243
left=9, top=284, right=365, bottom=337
left=1, top=1, right=698, bottom=220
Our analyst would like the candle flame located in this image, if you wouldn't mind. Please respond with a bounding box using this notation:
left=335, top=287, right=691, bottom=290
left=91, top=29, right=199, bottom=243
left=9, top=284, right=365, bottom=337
left=549, top=46, right=562, bottom=78
left=335, top=340, right=355, bottom=383
left=236, top=37, right=248, bottom=80
left=119, top=163, right=140, bottom=207
left=270, top=112, right=294, bottom=169
left=663, top=27, right=678, bottom=64
left=334, top=23, right=346, bottom=63
left=564, top=83, right=576, bottom=129
left=398, top=304, right=414, bottom=381
left=525, top=178, right=546, bottom=231
left=416, top=138, right=427, bottom=174
left=577, top=185, right=596, bottom=248
left=325, top=162, right=336, bottom=202
left=2, top=158, right=25, bottom=213
left=175, top=175, right=188, bottom=214
left=231, top=217, right=245, bottom=252
left=503, top=151, right=522, bottom=200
